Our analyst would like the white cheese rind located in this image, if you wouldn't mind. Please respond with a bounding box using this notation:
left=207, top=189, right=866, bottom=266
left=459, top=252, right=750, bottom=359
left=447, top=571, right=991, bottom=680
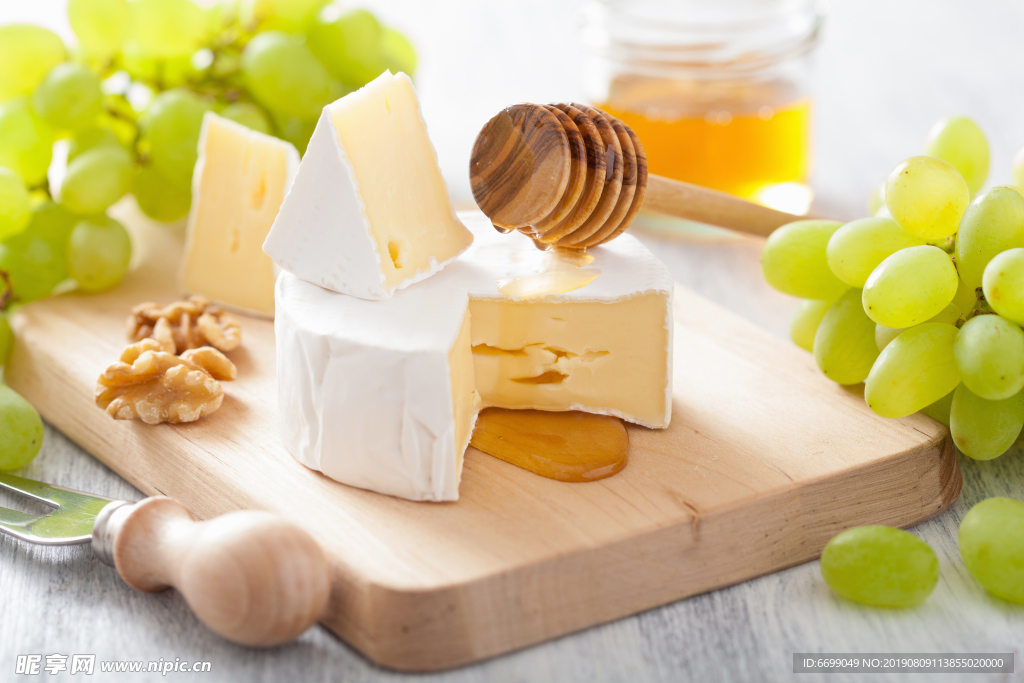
left=263, top=111, right=387, bottom=299
left=274, top=212, right=674, bottom=502
left=275, top=270, right=473, bottom=502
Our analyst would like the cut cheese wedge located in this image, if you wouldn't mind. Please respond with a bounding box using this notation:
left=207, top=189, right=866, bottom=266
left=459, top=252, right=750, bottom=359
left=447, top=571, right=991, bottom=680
left=276, top=273, right=478, bottom=502
left=180, top=112, right=299, bottom=317
left=274, top=211, right=673, bottom=502
left=264, top=70, right=473, bottom=300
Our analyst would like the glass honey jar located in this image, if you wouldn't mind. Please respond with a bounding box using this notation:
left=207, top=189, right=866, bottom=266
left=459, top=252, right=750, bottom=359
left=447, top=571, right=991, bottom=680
left=582, top=0, right=823, bottom=215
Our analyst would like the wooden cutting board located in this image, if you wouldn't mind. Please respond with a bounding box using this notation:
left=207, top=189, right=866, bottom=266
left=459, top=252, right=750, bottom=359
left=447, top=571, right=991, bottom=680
left=5, top=211, right=960, bottom=672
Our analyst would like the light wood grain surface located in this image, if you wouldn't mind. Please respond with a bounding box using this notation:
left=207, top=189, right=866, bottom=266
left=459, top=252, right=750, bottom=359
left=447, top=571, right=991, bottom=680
left=3, top=0, right=1024, bottom=681
left=2, top=207, right=960, bottom=670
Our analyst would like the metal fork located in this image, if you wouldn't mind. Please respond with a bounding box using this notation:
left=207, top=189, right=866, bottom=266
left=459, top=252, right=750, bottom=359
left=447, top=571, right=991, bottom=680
left=0, top=471, right=329, bottom=647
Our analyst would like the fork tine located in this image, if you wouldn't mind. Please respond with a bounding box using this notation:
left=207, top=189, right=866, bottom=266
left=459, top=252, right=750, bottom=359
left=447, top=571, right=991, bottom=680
left=0, top=507, right=48, bottom=526
left=0, top=472, right=62, bottom=507
left=0, top=508, right=50, bottom=539
left=0, top=473, right=121, bottom=546
left=0, top=472, right=116, bottom=508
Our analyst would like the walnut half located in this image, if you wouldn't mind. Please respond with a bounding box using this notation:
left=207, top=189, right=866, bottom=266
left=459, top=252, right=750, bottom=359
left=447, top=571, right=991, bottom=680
left=127, top=295, right=242, bottom=355
left=96, top=339, right=237, bottom=425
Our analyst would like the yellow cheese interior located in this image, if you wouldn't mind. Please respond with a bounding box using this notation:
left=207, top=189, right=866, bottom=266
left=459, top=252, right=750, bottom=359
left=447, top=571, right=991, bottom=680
left=448, top=309, right=479, bottom=477
left=467, top=293, right=670, bottom=427
left=328, top=75, right=472, bottom=292
left=181, top=116, right=290, bottom=316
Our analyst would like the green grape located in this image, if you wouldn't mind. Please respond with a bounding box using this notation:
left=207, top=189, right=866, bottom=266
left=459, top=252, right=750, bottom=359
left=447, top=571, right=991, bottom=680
left=30, top=63, right=103, bottom=133
left=97, top=96, right=141, bottom=149
left=925, top=303, right=962, bottom=324
left=790, top=299, right=832, bottom=352
left=273, top=113, right=317, bottom=154
left=862, top=246, right=957, bottom=328
left=925, top=116, right=989, bottom=195
left=205, top=0, right=237, bottom=30
left=0, top=313, right=11, bottom=365
left=241, top=31, right=332, bottom=120
left=133, top=164, right=191, bottom=222
left=0, top=246, right=58, bottom=304
left=952, top=276, right=978, bottom=314
left=127, top=0, right=207, bottom=60
left=864, top=323, right=959, bottom=418
left=885, top=155, right=969, bottom=240
left=60, top=146, right=134, bottom=215
left=921, top=388, right=954, bottom=427
left=219, top=102, right=271, bottom=135
left=0, top=246, right=32, bottom=304
left=820, top=526, right=938, bottom=608
left=959, top=497, right=1024, bottom=604
left=867, top=180, right=886, bottom=216
left=0, top=384, right=44, bottom=471
left=951, top=383, right=1024, bottom=460
left=67, top=216, right=132, bottom=292
left=814, top=289, right=879, bottom=385
left=382, top=28, right=417, bottom=76
left=874, top=302, right=961, bottom=352
left=826, top=217, right=924, bottom=288
left=982, top=248, right=1024, bottom=325
left=120, top=47, right=197, bottom=88
left=68, top=0, right=130, bottom=56
left=328, top=80, right=351, bottom=102
left=871, top=327, right=896, bottom=353
left=760, top=220, right=847, bottom=300
left=307, top=10, right=390, bottom=88
left=0, top=97, right=54, bottom=186
left=0, top=24, right=66, bottom=102
left=954, top=186, right=1024, bottom=289
left=67, top=126, right=123, bottom=163
left=954, top=315, right=1024, bottom=400
left=0, top=166, right=31, bottom=240
left=140, top=89, right=212, bottom=181
left=1, top=201, right=76, bottom=302
left=1014, top=146, right=1024, bottom=197
left=250, top=0, right=330, bottom=31
left=16, top=200, right=77, bottom=251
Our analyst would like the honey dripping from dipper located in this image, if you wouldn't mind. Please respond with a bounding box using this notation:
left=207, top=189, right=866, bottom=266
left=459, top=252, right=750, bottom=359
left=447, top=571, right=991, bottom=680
left=470, top=103, right=647, bottom=298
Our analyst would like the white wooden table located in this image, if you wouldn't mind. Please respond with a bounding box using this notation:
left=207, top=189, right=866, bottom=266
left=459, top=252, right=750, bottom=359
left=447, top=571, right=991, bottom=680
left=2, top=1, right=1024, bottom=681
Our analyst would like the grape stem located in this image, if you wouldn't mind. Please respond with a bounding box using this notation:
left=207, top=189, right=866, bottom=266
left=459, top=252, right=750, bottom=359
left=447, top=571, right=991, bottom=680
left=965, top=291, right=996, bottom=321
left=30, top=177, right=50, bottom=195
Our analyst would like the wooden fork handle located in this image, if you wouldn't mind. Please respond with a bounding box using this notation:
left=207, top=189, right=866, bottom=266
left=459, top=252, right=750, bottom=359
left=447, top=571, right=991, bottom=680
left=644, top=174, right=804, bottom=237
left=92, top=497, right=330, bottom=647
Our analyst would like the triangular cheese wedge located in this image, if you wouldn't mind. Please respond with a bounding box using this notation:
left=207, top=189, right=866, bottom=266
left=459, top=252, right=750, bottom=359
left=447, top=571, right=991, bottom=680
left=263, top=71, right=473, bottom=300
left=180, top=112, right=299, bottom=317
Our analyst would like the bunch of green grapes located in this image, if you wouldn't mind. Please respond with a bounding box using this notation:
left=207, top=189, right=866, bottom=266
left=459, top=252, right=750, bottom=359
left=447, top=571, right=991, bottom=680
left=764, top=114, right=1024, bottom=462
left=0, top=0, right=416, bottom=309
left=0, top=2, right=417, bottom=471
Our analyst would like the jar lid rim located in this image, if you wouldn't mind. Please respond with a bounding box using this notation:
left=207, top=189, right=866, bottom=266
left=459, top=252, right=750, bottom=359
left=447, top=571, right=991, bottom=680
left=583, top=0, right=825, bottom=71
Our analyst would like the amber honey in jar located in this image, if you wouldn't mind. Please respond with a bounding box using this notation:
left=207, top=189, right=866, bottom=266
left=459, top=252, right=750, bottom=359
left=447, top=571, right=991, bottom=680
left=582, top=0, right=822, bottom=215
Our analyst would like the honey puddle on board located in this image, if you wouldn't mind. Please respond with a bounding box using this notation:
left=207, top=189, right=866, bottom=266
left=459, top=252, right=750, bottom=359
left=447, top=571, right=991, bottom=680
left=470, top=408, right=628, bottom=482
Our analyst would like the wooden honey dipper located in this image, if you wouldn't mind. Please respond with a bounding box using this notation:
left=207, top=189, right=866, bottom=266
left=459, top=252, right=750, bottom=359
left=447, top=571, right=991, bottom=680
left=470, top=103, right=804, bottom=248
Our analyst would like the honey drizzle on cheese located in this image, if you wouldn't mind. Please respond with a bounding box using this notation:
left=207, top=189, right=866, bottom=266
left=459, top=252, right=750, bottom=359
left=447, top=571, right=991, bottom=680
left=497, top=247, right=600, bottom=299
left=469, top=408, right=628, bottom=482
